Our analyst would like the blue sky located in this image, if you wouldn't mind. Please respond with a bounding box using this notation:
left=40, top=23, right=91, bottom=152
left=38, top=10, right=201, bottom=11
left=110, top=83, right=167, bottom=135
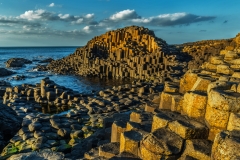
left=0, top=0, right=239, bottom=46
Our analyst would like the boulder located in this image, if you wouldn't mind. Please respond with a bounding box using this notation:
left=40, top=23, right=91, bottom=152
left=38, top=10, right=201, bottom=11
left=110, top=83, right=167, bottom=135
left=5, top=58, right=32, bottom=68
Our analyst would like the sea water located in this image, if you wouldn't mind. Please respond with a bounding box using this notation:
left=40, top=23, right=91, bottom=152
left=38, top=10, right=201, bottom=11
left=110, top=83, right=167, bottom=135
left=0, top=47, right=132, bottom=94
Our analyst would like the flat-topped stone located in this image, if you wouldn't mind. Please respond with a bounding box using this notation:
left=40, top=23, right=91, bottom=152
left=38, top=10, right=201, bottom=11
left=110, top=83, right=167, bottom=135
left=111, top=121, right=127, bottom=142
left=180, top=139, right=212, bottom=160
left=141, top=128, right=183, bottom=158
left=99, top=142, right=120, bottom=159
left=120, top=130, right=143, bottom=156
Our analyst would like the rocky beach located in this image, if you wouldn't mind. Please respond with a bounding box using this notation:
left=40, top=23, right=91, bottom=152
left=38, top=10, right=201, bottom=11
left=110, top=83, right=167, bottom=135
left=1, top=25, right=240, bottom=160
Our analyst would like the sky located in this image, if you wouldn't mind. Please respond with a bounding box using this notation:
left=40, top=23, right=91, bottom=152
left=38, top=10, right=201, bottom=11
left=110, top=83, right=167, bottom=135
left=0, top=0, right=240, bottom=46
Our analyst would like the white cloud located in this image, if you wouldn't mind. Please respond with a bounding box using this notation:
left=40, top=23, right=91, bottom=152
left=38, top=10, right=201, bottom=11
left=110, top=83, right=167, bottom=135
left=18, top=9, right=95, bottom=24
left=159, top=13, right=187, bottom=21
left=75, top=18, right=83, bottom=24
left=132, top=13, right=187, bottom=24
left=85, top=13, right=94, bottom=19
left=109, top=9, right=140, bottom=21
left=131, top=12, right=214, bottom=26
left=58, top=14, right=70, bottom=19
left=0, top=8, right=216, bottom=41
left=83, top=26, right=92, bottom=33
left=49, top=3, right=55, bottom=7
left=19, top=9, right=45, bottom=20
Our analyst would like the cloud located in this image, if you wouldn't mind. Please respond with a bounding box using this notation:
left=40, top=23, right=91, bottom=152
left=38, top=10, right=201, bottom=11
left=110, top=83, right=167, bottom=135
left=85, top=14, right=94, bottom=19
left=110, top=9, right=140, bottom=21
left=0, top=8, right=217, bottom=43
left=0, top=16, right=41, bottom=27
left=131, top=12, right=215, bottom=26
left=84, top=10, right=216, bottom=35
left=49, top=3, right=55, bottom=7
left=18, top=9, right=94, bottom=24
left=19, top=9, right=47, bottom=20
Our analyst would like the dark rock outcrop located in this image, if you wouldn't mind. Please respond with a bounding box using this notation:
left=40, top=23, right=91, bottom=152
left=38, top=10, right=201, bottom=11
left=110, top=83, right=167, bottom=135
left=0, top=80, right=11, bottom=97
left=0, top=103, right=22, bottom=152
left=5, top=58, right=32, bottom=68
left=0, top=68, right=14, bottom=77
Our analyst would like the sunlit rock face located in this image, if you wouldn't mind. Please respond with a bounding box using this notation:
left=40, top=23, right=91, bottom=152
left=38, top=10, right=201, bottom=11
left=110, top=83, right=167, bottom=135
left=48, top=26, right=189, bottom=81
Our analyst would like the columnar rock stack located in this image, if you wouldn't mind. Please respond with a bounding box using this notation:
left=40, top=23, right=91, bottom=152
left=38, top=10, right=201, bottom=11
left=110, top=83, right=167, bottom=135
left=83, top=110, right=212, bottom=159
left=48, top=26, right=187, bottom=81
left=80, top=33, right=240, bottom=159
left=82, top=109, right=237, bottom=160
left=2, top=77, right=80, bottom=116
left=158, top=33, right=240, bottom=141
left=179, top=37, right=236, bottom=69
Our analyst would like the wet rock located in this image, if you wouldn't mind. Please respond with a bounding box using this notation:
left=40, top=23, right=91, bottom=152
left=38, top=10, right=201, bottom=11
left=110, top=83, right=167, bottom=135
left=0, top=68, right=15, bottom=77
left=5, top=58, right=32, bottom=68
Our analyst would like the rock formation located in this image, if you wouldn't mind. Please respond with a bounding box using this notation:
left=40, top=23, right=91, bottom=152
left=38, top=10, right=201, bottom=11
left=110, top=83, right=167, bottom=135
left=0, top=68, right=15, bottom=77
left=71, top=33, right=240, bottom=159
left=73, top=33, right=240, bottom=159
left=48, top=26, right=189, bottom=81
left=1, top=77, right=163, bottom=158
left=2, top=26, right=240, bottom=159
left=5, top=58, right=32, bottom=68
left=178, top=38, right=235, bottom=70
left=0, top=103, right=22, bottom=152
